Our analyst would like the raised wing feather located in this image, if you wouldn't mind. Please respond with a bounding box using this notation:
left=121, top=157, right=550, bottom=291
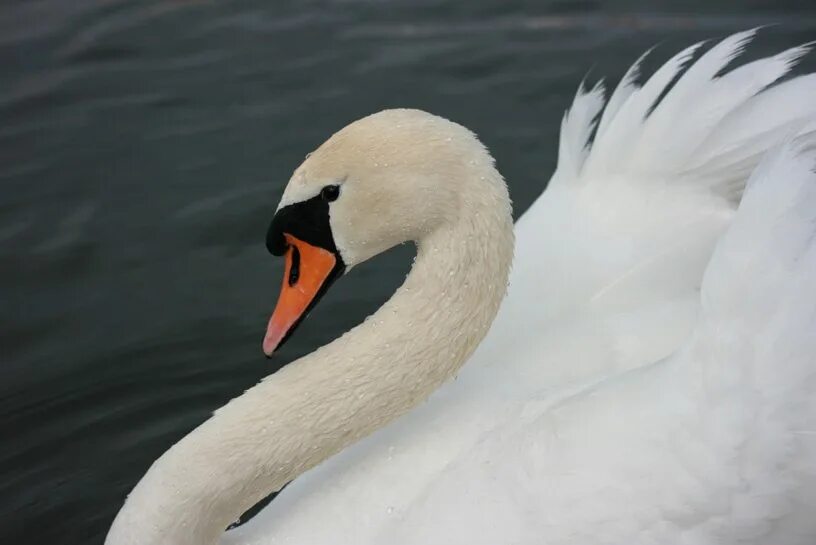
left=551, top=31, right=816, bottom=203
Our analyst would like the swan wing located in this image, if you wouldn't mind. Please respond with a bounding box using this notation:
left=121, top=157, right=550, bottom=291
left=381, top=131, right=816, bottom=545
left=488, top=30, right=816, bottom=384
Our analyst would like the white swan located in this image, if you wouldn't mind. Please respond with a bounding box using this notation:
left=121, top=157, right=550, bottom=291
left=107, top=31, right=816, bottom=545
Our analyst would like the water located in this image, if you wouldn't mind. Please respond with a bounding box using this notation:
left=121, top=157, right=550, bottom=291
left=2, top=1, right=815, bottom=543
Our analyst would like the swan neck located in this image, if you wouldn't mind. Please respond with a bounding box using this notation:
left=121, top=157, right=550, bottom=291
left=106, top=167, right=513, bottom=545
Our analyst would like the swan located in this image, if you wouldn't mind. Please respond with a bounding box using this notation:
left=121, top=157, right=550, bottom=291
left=107, top=30, right=816, bottom=545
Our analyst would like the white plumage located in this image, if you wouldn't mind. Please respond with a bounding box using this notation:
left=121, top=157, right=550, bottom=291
left=108, top=31, right=816, bottom=545
left=227, top=32, right=816, bottom=545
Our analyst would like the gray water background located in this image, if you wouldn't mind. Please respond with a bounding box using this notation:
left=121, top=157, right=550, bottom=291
left=2, top=1, right=816, bottom=543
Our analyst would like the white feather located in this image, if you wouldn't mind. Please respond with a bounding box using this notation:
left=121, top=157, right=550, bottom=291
left=550, top=80, right=605, bottom=186
left=110, top=31, right=816, bottom=545
left=689, top=73, right=816, bottom=200
left=581, top=41, right=702, bottom=179
left=554, top=30, right=815, bottom=207
left=595, top=47, right=649, bottom=139
left=633, top=29, right=758, bottom=168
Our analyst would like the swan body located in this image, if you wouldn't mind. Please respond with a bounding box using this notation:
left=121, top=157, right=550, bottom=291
left=108, top=31, right=816, bottom=545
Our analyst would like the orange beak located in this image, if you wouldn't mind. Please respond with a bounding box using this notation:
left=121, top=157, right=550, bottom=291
left=263, top=234, right=340, bottom=356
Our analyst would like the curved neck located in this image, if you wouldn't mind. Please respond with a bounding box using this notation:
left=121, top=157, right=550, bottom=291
left=106, top=170, right=514, bottom=545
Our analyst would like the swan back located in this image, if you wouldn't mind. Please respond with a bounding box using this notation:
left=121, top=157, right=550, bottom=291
left=357, top=129, right=816, bottom=545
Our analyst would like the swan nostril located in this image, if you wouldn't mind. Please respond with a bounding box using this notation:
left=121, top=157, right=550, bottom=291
left=288, top=245, right=301, bottom=286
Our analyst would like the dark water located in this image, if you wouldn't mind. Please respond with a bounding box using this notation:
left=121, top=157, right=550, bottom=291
left=2, top=1, right=816, bottom=543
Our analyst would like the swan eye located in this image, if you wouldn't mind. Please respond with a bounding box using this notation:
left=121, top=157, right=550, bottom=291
left=321, top=184, right=340, bottom=202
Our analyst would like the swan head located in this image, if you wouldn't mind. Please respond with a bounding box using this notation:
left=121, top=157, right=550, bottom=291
left=263, top=108, right=496, bottom=355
